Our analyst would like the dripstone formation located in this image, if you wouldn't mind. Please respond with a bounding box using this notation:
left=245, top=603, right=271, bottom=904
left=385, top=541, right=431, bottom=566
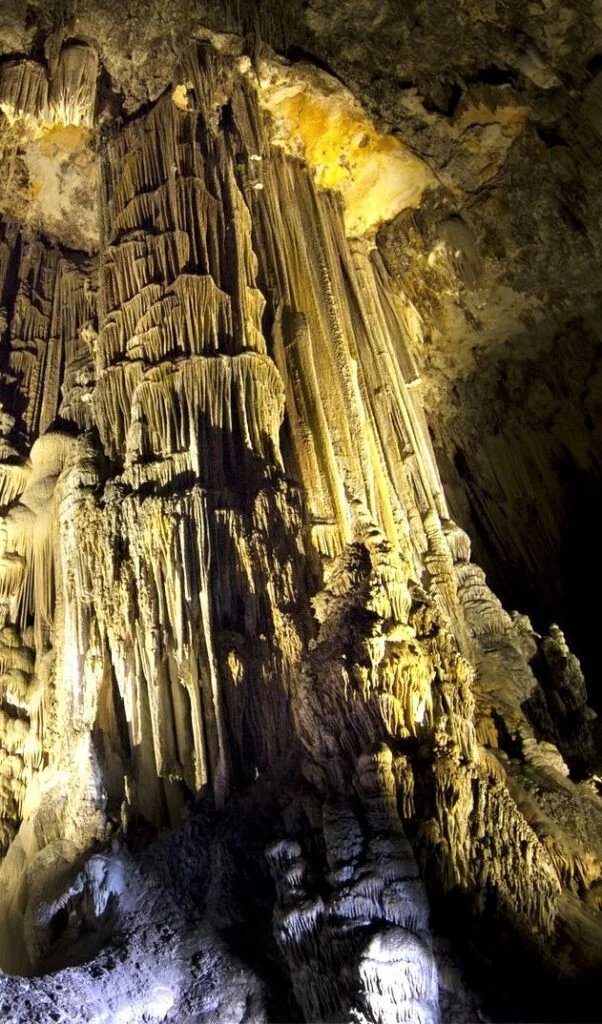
left=0, top=7, right=601, bottom=1023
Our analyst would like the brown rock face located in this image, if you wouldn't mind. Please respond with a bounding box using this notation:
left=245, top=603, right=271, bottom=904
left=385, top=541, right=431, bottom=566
left=0, top=6, right=601, bottom=1022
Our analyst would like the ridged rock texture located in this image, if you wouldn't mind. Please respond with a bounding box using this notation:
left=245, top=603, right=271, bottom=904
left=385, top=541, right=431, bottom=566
left=0, top=7, right=601, bottom=1024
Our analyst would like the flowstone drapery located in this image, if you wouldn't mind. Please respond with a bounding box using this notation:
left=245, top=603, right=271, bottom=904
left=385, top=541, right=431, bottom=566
left=0, top=35, right=600, bottom=1024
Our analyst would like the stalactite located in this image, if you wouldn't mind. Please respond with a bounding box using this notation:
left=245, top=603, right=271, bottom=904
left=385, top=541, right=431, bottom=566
left=2, top=242, right=96, bottom=440
left=49, top=44, right=99, bottom=128
left=0, top=60, right=49, bottom=124
left=0, top=44, right=97, bottom=129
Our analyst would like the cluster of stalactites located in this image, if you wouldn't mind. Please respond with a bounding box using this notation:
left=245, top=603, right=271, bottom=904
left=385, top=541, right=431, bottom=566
left=0, top=432, right=75, bottom=636
left=0, top=220, right=96, bottom=852
left=437, top=520, right=602, bottom=901
left=59, top=458, right=308, bottom=823
left=0, top=43, right=98, bottom=129
left=96, top=41, right=451, bottom=583
left=0, top=430, right=79, bottom=855
left=292, top=502, right=566, bottom=944
left=254, top=145, right=447, bottom=572
left=95, top=50, right=278, bottom=484
left=0, top=623, right=34, bottom=854
left=0, top=231, right=97, bottom=441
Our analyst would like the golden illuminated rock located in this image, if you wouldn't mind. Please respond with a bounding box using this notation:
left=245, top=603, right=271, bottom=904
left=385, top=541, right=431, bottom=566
left=240, top=54, right=436, bottom=236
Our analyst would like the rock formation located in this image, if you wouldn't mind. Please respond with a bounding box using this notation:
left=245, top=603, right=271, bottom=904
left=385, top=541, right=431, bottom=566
left=0, top=4, right=601, bottom=1022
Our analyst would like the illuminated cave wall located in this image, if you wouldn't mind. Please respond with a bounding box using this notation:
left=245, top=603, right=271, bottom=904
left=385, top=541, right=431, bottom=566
left=0, top=9, right=601, bottom=1024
